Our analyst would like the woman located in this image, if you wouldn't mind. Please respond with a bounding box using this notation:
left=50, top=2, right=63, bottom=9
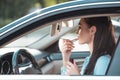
left=60, top=16, right=116, bottom=75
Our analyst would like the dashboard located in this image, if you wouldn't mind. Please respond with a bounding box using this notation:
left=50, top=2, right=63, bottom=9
left=0, top=52, right=32, bottom=74
left=0, top=48, right=51, bottom=74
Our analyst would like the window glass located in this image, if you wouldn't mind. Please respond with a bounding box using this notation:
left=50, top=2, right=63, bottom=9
left=5, top=26, right=51, bottom=47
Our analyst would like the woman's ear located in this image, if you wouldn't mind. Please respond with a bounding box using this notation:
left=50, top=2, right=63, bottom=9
left=90, top=26, right=96, bottom=35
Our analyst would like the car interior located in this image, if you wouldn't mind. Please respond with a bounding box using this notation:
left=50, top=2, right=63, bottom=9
left=0, top=15, right=120, bottom=75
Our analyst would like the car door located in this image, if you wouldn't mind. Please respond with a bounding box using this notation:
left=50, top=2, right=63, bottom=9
left=0, top=0, right=120, bottom=76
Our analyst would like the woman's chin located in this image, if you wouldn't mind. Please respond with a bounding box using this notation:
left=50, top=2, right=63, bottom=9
left=78, top=41, right=85, bottom=44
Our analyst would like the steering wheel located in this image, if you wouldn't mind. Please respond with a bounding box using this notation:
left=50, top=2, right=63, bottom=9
left=12, top=49, right=41, bottom=74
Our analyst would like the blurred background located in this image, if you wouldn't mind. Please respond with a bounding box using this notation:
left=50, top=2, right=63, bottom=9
left=0, top=0, right=71, bottom=28
left=0, top=0, right=120, bottom=28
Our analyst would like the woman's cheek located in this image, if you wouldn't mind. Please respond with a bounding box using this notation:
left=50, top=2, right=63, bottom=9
left=78, top=36, right=84, bottom=44
left=78, top=30, right=85, bottom=44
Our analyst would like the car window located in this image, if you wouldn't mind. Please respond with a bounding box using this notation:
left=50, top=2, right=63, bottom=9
left=4, top=17, right=120, bottom=52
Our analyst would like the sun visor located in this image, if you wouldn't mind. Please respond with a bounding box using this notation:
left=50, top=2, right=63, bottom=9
left=50, top=22, right=62, bottom=36
left=50, top=20, right=74, bottom=36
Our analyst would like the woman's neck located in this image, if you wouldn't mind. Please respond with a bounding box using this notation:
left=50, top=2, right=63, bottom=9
left=88, top=41, right=93, bottom=54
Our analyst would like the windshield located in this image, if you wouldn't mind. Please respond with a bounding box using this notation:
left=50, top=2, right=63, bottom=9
left=5, top=26, right=50, bottom=47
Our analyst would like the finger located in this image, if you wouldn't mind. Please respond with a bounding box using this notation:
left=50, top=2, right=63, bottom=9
left=66, top=64, right=71, bottom=70
left=64, top=45, right=75, bottom=49
left=63, top=39, right=74, bottom=45
left=62, top=46, right=72, bottom=51
left=62, top=45, right=74, bottom=51
left=67, top=61, right=74, bottom=68
left=73, top=61, right=78, bottom=67
left=65, top=41, right=74, bottom=46
left=63, top=40, right=74, bottom=50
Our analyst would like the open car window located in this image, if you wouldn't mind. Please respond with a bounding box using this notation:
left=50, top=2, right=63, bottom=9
left=3, top=17, right=120, bottom=51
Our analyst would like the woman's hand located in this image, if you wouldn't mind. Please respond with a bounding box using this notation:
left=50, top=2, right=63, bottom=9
left=66, top=61, right=80, bottom=75
left=61, top=39, right=74, bottom=54
left=61, top=39, right=74, bottom=66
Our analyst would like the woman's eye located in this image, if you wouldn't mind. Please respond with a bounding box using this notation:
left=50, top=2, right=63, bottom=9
left=78, top=26, right=81, bottom=30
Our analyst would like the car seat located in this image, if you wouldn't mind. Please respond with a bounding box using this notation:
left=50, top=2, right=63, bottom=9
left=106, top=35, right=120, bottom=76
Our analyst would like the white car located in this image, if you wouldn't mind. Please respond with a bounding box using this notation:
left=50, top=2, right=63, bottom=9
left=0, top=0, right=120, bottom=77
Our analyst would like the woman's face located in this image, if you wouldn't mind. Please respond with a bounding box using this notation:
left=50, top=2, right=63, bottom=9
left=77, top=18, right=92, bottom=44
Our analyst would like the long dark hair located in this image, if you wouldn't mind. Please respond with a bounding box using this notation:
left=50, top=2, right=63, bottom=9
left=83, top=16, right=116, bottom=75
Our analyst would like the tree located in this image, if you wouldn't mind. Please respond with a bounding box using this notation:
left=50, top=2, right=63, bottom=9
left=0, top=0, right=37, bottom=19
left=0, top=0, right=71, bottom=28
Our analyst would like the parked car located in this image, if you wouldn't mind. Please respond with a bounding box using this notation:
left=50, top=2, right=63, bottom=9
left=0, top=0, right=120, bottom=76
